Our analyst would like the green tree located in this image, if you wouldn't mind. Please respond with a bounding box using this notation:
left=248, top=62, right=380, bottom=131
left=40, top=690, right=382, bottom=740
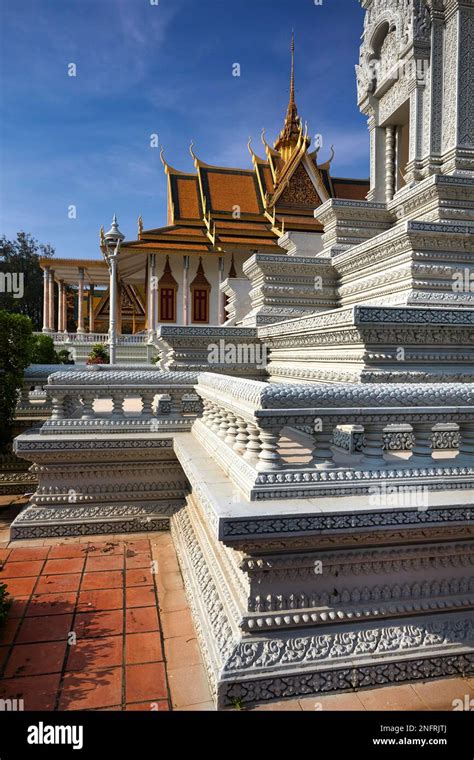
left=29, top=334, right=59, bottom=365
left=0, top=233, right=54, bottom=331
left=0, top=310, right=33, bottom=451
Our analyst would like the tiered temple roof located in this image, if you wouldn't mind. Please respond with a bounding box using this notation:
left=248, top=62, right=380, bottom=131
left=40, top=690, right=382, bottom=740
left=120, top=36, right=369, bottom=257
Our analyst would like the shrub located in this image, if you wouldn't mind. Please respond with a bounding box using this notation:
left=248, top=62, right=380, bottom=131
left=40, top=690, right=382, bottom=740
left=87, top=343, right=109, bottom=365
left=0, top=310, right=33, bottom=451
left=29, top=334, right=59, bottom=364
left=57, top=348, right=74, bottom=364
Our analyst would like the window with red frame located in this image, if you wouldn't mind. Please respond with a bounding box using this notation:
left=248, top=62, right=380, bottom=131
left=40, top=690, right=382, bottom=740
left=192, top=288, right=208, bottom=323
left=159, top=287, right=176, bottom=322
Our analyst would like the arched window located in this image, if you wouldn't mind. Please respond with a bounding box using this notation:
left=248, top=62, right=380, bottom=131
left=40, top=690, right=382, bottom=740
left=190, top=257, right=211, bottom=324
left=158, top=256, right=178, bottom=323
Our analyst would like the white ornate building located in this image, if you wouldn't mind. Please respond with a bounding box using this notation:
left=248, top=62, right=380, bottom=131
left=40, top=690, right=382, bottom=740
left=13, top=0, right=474, bottom=708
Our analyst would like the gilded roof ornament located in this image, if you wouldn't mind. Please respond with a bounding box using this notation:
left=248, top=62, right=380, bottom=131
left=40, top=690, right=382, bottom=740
left=274, top=32, right=302, bottom=160
left=189, top=140, right=198, bottom=165
left=261, top=128, right=280, bottom=157
left=318, top=145, right=335, bottom=170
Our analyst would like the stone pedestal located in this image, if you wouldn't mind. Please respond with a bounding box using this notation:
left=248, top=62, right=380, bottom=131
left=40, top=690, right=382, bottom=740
left=11, top=430, right=188, bottom=539
left=172, top=433, right=474, bottom=708
left=240, top=253, right=337, bottom=326
left=154, top=325, right=266, bottom=378
left=260, top=304, right=474, bottom=384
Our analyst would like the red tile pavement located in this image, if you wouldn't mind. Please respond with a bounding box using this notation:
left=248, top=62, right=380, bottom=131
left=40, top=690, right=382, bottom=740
left=0, top=538, right=171, bottom=711
left=1, top=531, right=471, bottom=712
left=81, top=570, right=123, bottom=590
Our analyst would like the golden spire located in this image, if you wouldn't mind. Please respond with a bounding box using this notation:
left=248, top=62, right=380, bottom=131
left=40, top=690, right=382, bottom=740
left=274, top=32, right=302, bottom=162
left=289, top=30, right=295, bottom=109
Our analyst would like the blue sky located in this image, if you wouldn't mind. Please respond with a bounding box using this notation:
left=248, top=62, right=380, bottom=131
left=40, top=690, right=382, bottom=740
left=0, top=0, right=368, bottom=259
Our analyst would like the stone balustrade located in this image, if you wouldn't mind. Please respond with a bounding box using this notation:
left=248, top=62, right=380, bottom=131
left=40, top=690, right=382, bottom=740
left=41, top=369, right=201, bottom=433
left=194, top=373, right=474, bottom=499
left=17, top=364, right=169, bottom=418
left=51, top=332, right=149, bottom=345
left=17, top=364, right=84, bottom=418
left=331, top=423, right=460, bottom=454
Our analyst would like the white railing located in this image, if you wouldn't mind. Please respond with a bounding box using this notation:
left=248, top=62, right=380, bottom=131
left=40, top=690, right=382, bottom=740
left=194, top=373, right=474, bottom=499
left=49, top=332, right=149, bottom=345
left=41, top=369, right=202, bottom=432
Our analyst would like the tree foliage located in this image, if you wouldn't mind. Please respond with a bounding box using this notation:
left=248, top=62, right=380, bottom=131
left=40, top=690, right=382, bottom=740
left=0, top=310, right=33, bottom=451
left=87, top=343, right=109, bottom=364
left=0, top=232, right=54, bottom=331
left=29, top=334, right=59, bottom=365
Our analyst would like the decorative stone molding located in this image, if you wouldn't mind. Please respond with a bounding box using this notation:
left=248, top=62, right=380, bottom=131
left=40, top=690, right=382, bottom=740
left=240, top=253, right=337, bottom=326
left=171, top=475, right=474, bottom=708
left=257, top=304, right=474, bottom=384
left=219, top=278, right=252, bottom=325
left=154, top=325, right=265, bottom=377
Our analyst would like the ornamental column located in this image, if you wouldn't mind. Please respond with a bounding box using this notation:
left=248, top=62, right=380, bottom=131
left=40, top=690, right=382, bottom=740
left=385, top=126, right=395, bottom=202
left=366, top=113, right=386, bottom=203
left=109, top=256, right=118, bottom=364
left=103, top=214, right=125, bottom=366
left=148, top=253, right=157, bottom=337
left=57, top=280, right=64, bottom=332
left=153, top=259, right=158, bottom=331
left=48, top=270, right=55, bottom=332
left=77, top=267, right=85, bottom=334
left=62, top=282, right=67, bottom=333
left=116, top=280, right=122, bottom=336
left=218, top=256, right=225, bottom=325
left=182, top=255, right=189, bottom=325
left=42, top=267, right=50, bottom=332
left=89, top=284, right=95, bottom=333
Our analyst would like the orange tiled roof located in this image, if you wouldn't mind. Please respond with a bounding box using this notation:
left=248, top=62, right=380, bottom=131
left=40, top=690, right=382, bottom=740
left=170, top=175, right=202, bottom=220
left=203, top=169, right=262, bottom=215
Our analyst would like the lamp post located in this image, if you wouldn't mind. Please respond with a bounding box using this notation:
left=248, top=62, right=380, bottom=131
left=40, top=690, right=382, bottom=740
left=103, top=215, right=124, bottom=365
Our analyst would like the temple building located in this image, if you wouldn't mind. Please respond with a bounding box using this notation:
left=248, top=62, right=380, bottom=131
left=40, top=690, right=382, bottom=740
left=40, top=39, right=369, bottom=345
left=13, top=0, right=474, bottom=709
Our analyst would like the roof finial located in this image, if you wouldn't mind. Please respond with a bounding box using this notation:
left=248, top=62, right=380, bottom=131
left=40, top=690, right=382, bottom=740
left=274, top=32, right=302, bottom=160
left=290, top=30, right=295, bottom=108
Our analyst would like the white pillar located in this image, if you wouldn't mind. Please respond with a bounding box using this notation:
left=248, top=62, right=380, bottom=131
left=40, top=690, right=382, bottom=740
left=89, top=284, right=94, bottom=333
left=153, top=259, right=158, bottom=332
left=77, top=268, right=85, bottom=333
left=109, top=256, right=118, bottom=364
left=385, top=125, right=395, bottom=202
left=367, top=115, right=386, bottom=203
left=62, top=283, right=67, bottom=333
left=42, top=268, right=50, bottom=332
left=57, top=280, right=64, bottom=332
left=148, top=254, right=156, bottom=337
left=218, top=257, right=225, bottom=325
left=48, top=270, right=55, bottom=333
left=182, top=255, right=189, bottom=325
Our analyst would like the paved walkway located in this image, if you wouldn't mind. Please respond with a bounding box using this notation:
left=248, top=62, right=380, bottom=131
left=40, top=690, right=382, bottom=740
left=0, top=496, right=472, bottom=711
left=0, top=531, right=213, bottom=710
